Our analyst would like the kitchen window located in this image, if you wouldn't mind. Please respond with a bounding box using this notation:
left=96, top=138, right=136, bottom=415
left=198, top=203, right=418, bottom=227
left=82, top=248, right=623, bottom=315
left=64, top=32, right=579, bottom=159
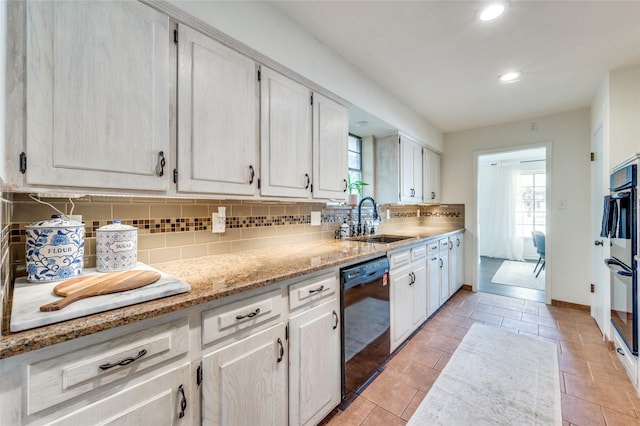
left=516, top=171, right=546, bottom=236
left=348, top=134, right=362, bottom=184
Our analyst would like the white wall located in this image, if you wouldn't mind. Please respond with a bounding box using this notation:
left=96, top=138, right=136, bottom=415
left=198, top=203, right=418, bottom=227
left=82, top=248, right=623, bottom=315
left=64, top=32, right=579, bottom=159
left=0, top=0, right=6, bottom=184
left=609, top=64, right=640, bottom=169
left=443, top=108, right=592, bottom=306
left=166, top=1, right=443, bottom=151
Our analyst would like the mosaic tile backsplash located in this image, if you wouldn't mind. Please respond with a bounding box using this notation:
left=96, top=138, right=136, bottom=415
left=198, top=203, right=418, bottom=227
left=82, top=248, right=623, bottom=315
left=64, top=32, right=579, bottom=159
left=7, top=193, right=464, bottom=281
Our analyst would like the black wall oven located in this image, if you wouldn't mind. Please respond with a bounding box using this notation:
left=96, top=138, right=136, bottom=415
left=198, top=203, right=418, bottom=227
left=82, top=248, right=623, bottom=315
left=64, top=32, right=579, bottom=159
left=604, top=162, right=638, bottom=355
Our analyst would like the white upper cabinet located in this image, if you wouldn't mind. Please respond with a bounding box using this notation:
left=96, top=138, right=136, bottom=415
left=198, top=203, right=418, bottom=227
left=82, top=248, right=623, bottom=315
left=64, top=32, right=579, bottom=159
left=424, top=149, right=441, bottom=203
left=375, top=132, right=424, bottom=204
left=25, top=1, right=170, bottom=191
left=176, top=24, right=259, bottom=196
left=312, top=93, right=349, bottom=199
left=400, top=135, right=423, bottom=203
left=260, top=67, right=313, bottom=198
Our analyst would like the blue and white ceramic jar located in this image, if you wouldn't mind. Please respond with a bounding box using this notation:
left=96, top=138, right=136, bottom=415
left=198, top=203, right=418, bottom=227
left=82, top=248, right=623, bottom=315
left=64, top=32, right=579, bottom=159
left=25, top=215, right=85, bottom=282
left=96, top=220, right=137, bottom=272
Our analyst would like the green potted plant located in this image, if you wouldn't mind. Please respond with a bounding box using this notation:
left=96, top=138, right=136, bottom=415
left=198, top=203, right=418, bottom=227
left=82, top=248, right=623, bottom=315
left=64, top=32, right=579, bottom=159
left=346, top=175, right=368, bottom=205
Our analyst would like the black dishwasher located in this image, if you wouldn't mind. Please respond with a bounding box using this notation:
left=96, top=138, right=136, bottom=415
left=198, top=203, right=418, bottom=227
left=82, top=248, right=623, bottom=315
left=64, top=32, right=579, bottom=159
left=340, top=256, right=390, bottom=405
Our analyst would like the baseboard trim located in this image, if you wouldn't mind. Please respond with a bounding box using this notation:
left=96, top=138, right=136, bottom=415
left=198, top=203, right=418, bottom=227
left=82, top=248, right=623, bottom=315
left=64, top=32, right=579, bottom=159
left=551, top=299, right=590, bottom=311
left=462, top=284, right=472, bottom=291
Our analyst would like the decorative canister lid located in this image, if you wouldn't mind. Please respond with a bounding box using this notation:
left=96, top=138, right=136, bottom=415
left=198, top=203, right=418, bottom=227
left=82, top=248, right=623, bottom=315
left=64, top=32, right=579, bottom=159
left=26, top=214, right=84, bottom=229
left=97, top=220, right=135, bottom=231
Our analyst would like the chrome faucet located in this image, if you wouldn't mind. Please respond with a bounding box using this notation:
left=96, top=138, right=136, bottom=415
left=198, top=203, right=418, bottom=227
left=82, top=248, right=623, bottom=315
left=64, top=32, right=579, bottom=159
left=357, top=196, right=379, bottom=236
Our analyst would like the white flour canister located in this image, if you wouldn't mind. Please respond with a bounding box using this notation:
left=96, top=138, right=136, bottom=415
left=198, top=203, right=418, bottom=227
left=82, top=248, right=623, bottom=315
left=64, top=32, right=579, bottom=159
left=25, top=215, right=85, bottom=282
left=96, top=220, right=138, bottom=272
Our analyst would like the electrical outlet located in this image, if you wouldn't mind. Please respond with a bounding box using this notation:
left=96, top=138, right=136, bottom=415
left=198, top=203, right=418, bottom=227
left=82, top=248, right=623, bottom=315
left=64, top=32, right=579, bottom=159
left=69, top=215, right=83, bottom=223
left=212, top=213, right=225, bottom=233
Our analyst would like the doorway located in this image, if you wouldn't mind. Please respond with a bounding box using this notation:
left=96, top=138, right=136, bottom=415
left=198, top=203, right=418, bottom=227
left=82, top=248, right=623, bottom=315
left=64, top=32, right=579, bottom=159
left=476, top=146, right=548, bottom=303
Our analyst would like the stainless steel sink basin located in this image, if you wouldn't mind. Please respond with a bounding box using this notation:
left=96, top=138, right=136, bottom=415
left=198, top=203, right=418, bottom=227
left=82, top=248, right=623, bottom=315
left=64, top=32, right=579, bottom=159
left=349, top=235, right=413, bottom=244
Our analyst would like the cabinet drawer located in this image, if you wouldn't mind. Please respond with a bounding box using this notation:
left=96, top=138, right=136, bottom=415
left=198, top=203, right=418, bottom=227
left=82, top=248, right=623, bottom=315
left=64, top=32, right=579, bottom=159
left=439, top=239, right=450, bottom=250
left=289, top=272, right=337, bottom=311
left=202, top=288, right=283, bottom=346
left=411, top=245, right=427, bottom=262
left=390, top=250, right=411, bottom=269
left=27, top=318, right=189, bottom=415
left=613, top=331, right=638, bottom=387
left=427, top=242, right=439, bottom=256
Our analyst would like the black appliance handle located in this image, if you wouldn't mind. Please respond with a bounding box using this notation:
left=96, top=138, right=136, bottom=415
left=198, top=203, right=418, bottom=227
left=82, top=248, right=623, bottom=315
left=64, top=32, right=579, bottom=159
left=605, top=258, right=633, bottom=277
left=611, top=191, right=631, bottom=200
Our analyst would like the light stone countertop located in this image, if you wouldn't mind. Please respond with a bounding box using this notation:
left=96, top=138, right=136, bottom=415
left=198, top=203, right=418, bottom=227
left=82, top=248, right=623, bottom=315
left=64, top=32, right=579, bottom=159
left=0, top=226, right=463, bottom=359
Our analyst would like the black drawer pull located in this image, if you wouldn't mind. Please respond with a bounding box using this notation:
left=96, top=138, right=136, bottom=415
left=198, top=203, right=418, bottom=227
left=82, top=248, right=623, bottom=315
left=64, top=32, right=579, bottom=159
left=309, top=285, right=325, bottom=294
left=99, top=349, right=147, bottom=370
left=332, top=310, right=339, bottom=330
left=236, top=308, right=261, bottom=320
left=617, top=347, right=626, bottom=356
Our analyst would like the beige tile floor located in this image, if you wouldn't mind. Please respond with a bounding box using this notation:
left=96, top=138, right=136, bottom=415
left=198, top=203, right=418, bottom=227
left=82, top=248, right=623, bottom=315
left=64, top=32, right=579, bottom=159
left=326, top=289, right=640, bottom=426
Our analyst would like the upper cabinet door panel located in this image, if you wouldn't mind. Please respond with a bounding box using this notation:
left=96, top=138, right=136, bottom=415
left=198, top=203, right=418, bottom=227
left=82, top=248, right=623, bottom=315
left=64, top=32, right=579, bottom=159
left=26, top=1, right=170, bottom=191
left=312, top=93, right=348, bottom=199
left=177, top=25, right=258, bottom=195
left=260, top=68, right=312, bottom=198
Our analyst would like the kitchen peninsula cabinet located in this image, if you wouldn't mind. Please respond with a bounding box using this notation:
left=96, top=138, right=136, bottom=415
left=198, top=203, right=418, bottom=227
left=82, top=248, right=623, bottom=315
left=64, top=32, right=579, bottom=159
left=389, top=245, right=427, bottom=352
left=439, top=238, right=451, bottom=305
left=375, top=133, right=424, bottom=204
left=427, top=241, right=441, bottom=316
left=451, top=233, right=464, bottom=293
left=22, top=1, right=170, bottom=192
left=176, top=24, right=259, bottom=196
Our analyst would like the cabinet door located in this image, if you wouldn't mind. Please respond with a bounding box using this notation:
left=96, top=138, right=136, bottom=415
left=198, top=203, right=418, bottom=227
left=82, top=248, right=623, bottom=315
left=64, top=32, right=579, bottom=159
left=390, top=263, right=414, bottom=351
left=289, top=298, right=341, bottom=426
left=439, top=245, right=450, bottom=305
left=428, top=253, right=440, bottom=316
left=177, top=24, right=258, bottom=195
left=454, top=234, right=464, bottom=292
left=412, top=261, right=428, bottom=327
left=260, top=68, right=312, bottom=198
left=202, top=324, right=287, bottom=426
left=45, top=364, right=192, bottom=426
left=25, top=1, right=169, bottom=191
left=312, top=93, right=349, bottom=199
left=400, top=136, right=423, bottom=202
left=424, top=150, right=441, bottom=203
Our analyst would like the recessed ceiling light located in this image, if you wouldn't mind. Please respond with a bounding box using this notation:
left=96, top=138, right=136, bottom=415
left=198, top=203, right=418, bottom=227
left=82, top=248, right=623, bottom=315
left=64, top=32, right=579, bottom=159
left=498, top=70, right=522, bottom=83
left=478, top=2, right=510, bottom=21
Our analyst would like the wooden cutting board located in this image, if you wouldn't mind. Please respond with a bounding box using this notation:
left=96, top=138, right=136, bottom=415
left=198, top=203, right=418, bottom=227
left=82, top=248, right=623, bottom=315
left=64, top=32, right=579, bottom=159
left=40, top=270, right=161, bottom=312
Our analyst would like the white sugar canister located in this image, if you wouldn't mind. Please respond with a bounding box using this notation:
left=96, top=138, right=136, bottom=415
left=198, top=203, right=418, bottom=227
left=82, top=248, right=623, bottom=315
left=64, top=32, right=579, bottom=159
left=96, top=220, right=138, bottom=272
left=25, top=215, right=85, bottom=282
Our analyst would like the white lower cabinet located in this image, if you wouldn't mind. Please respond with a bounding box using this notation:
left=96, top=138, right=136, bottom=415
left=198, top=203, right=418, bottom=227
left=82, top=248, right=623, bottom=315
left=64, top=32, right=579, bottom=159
left=450, top=233, right=464, bottom=293
left=288, top=298, right=341, bottom=426
left=427, top=242, right=440, bottom=317
left=390, top=246, right=427, bottom=352
left=439, top=238, right=451, bottom=305
left=201, top=323, right=288, bottom=426
left=45, top=363, right=192, bottom=426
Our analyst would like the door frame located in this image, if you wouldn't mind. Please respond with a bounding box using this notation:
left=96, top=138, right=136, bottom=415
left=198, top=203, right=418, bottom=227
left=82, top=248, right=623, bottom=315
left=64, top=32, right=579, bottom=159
left=473, top=141, right=553, bottom=304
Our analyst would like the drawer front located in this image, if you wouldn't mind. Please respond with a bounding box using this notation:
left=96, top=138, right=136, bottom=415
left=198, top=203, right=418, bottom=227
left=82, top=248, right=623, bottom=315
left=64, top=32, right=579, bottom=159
left=202, top=288, right=283, bottom=346
left=427, top=242, right=439, bottom=256
left=411, top=245, right=427, bottom=262
left=390, top=250, right=410, bottom=269
left=439, top=239, right=450, bottom=251
left=28, top=318, right=189, bottom=414
left=613, top=331, right=638, bottom=387
left=289, top=272, right=337, bottom=311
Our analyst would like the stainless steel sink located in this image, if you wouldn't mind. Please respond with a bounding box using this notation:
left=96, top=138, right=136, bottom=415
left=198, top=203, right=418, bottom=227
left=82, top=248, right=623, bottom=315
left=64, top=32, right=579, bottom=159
left=349, top=234, right=413, bottom=244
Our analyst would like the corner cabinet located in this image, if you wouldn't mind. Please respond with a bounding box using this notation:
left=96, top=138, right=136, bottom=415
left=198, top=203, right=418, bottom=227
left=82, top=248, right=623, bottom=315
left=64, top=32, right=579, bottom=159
left=375, top=133, right=424, bottom=204
left=176, top=24, right=259, bottom=196
left=260, top=67, right=314, bottom=198
left=24, top=1, right=170, bottom=191
left=424, top=150, right=441, bottom=204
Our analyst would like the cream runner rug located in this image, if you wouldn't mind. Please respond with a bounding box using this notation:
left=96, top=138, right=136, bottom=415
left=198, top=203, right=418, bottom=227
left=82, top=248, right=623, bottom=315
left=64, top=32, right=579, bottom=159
left=408, top=323, right=562, bottom=425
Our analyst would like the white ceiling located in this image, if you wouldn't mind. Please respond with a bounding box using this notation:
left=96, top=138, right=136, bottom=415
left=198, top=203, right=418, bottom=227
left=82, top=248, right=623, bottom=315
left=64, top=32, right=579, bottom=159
left=271, top=1, right=640, bottom=135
